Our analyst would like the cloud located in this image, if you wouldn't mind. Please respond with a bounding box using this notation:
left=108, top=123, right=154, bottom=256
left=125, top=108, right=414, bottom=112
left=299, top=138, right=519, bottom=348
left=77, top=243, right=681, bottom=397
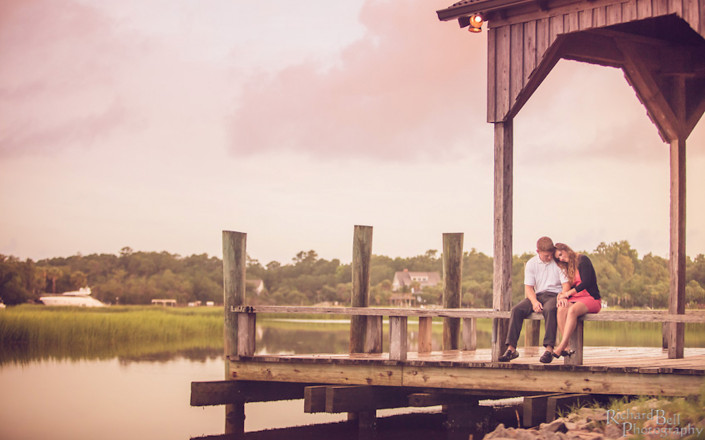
left=0, top=0, right=133, bottom=156
left=228, top=0, right=488, bottom=161
left=0, top=101, right=127, bottom=157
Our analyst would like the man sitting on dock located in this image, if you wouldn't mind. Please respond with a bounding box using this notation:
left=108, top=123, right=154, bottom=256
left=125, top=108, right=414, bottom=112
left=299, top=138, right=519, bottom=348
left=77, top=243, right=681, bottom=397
left=499, top=236, right=570, bottom=363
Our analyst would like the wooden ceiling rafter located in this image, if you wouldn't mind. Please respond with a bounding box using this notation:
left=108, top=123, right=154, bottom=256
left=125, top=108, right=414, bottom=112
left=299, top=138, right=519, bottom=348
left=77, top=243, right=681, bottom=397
left=511, top=25, right=705, bottom=143
left=559, top=31, right=625, bottom=67
left=685, top=83, right=705, bottom=134
left=618, top=39, right=682, bottom=141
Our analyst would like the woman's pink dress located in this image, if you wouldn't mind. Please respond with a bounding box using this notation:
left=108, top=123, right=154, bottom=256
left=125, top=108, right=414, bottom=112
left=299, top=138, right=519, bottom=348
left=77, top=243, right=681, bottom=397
left=569, top=270, right=601, bottom=313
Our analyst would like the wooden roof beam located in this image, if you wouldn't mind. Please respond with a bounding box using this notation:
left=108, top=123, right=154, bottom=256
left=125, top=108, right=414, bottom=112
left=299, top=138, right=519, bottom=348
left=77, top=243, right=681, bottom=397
left=560, top=32, right=624, bottom=68
left=685, top=79, right=705, bottom=136
left=617, top=39, right=684, bottom=142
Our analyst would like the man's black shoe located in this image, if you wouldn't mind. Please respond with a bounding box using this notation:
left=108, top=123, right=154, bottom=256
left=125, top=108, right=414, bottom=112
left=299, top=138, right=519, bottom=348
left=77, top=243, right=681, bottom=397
left=498, top=349, right=519, bottom=362
left=539, top=350, right=554, bottom=363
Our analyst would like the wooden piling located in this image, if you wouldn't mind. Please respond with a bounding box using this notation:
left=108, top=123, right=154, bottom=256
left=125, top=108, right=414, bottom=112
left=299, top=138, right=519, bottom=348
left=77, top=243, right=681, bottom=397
left=442, top=233, right=463, bottom=351
left=222, top=230, right=247, bottom=435
left=365, top=315, right=383, bottom=353
left=390, top=316, right=408, bottom=361
left=418, top=317, right=433, bottom=354
left=525, top=320, right=541, bottom=347
left=223, top=230, right=247, bottom=359
left=669, top=135, right=686, bottom=359
left=350, top=225, right=373, bottom=354
left=492, top=120, right=513, bottom=362
left=238, top=312, right=256, bottom=357
left=564, top=321, right=584, bottom=366
left=462, top=317, right=477, bottom=351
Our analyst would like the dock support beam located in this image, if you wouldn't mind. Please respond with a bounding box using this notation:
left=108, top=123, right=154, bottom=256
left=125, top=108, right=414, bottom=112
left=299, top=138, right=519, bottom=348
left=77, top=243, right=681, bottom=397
left=462, top=317, right=477, bottom=351
left=351, top=225, right=373, bottom=354
left=492, top=119, right=513, bottom=362
left=443, top=233, right=463, bottom=350
left=223, top=230, right=247, bottom=435
left=418, top=316, right=433, bottom=354
left=669, top=136, right=686, bottom=359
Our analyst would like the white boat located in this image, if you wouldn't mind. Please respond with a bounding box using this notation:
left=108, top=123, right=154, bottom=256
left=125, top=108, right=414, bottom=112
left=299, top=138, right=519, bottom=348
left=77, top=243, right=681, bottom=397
left=40, top=287, right=106, bottom=307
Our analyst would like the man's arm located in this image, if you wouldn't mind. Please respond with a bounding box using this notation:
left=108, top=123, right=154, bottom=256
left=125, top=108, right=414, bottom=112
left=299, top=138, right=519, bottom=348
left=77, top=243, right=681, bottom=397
left=525, top=284, right=542, bottom=312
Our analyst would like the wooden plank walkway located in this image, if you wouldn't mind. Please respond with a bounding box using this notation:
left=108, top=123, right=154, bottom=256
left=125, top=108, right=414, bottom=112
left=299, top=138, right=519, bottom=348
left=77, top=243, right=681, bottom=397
left=265, top=346, right=705, bottom=369
left=228, top=347, right=705, bottom=397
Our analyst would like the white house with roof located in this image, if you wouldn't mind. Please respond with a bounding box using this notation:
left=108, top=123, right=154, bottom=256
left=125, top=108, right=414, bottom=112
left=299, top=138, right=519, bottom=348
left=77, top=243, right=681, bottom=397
left=391, top=269, right=441, bottom=293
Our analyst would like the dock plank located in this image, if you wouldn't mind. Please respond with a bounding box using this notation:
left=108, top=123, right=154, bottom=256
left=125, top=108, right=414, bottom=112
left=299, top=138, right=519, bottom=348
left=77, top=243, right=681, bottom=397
left=228, top=347, right=705, bottom=398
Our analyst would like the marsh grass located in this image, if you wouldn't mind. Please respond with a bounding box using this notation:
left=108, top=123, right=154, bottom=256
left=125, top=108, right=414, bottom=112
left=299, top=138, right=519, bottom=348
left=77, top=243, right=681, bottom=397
left=0, top=305, right=223, bottom=364
left=1, top=307, right=703, bottom=364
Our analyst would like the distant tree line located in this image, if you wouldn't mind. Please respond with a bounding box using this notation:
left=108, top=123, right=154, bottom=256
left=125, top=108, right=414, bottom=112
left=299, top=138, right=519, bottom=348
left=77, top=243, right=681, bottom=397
left=1, top=241, right=704, bottom=308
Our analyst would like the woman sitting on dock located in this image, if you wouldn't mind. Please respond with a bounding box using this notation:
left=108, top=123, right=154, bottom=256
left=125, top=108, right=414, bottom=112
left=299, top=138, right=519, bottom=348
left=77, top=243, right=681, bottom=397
left=552, top=243, right=601, bottom=359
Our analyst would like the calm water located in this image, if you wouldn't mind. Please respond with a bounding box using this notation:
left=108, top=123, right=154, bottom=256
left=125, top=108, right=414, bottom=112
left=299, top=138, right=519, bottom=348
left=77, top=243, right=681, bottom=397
left=1, top=319, right=702, bottom=440
left=0, top=354, right=356, bottom=440
left=0, top=320, right=448, bottom=440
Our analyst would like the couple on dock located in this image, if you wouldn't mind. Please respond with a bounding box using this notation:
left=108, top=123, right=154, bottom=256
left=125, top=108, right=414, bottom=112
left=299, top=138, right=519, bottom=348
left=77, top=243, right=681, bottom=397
left=498, top=236, right=602, bottom=364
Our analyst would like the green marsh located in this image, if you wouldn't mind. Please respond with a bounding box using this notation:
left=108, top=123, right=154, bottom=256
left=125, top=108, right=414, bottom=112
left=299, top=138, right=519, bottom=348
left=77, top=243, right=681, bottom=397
left=1, top=306, right=703, bottom=365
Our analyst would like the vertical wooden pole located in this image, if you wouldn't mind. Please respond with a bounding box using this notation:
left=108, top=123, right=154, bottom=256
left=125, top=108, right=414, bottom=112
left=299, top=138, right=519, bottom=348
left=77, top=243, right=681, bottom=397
left=237, top=313, right=256, bottom=357
left=442, top=233, right=463, bottom=351
left=389, top=316, right=408, bottom=361
left=222, top=230, right=247, bottom=435
left=418, top=316, right=433, bottom=354
left=364, top=316, right=383, bottom=353
left=492, top=120, right=513, bottom=362
left=350, top=225, right=373, bottom=354
left=223, top=230, right=247, bottom=357
left=667, top=75, right=687, bottom=359
left=462, top=317, right=477, bottom=351
left=669, top=135, right=686, bottom=359
left=564, top=320, right=584, bottom=366
left=525, top=320, right=541, bottom=347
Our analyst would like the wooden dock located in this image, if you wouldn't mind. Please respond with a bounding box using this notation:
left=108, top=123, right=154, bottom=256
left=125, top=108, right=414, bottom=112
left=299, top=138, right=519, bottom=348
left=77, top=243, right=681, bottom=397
left=191, top=230, right=705, bottom=440
left=228, top=346, right=705, bottom=397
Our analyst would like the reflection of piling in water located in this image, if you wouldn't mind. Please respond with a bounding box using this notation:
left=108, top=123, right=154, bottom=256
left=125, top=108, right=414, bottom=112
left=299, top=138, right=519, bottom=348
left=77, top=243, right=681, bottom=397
left=190, top=402, right=523, bottom=440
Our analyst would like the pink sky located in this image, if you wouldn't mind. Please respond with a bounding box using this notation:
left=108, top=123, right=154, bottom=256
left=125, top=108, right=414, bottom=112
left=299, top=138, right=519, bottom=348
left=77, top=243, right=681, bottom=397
left=1, top=0, right=704, bottom=264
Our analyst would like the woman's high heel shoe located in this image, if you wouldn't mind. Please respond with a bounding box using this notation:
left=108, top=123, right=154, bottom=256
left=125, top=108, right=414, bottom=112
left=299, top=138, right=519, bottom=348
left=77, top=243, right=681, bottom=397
left=552, top=349, right=575, bottom=359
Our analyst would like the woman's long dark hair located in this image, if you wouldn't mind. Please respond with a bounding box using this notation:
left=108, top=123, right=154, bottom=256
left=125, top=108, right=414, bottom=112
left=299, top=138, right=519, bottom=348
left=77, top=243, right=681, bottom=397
left=554, top=243, right=578, bottom=281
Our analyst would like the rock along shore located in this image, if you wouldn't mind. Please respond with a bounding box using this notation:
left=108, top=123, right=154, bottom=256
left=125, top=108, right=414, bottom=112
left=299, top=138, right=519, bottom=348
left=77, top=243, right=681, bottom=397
left=484, top=399, right=705, bottom=440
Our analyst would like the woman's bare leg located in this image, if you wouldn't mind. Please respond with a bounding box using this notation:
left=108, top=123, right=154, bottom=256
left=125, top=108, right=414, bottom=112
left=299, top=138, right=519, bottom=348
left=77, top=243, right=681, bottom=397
left=555, top=302, right=588, bottom=353
left=556, top=305, right=568, bottom=342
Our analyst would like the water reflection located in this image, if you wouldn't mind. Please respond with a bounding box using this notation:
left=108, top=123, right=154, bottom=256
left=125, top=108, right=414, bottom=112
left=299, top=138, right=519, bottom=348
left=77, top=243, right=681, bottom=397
left=0, top=357, right=227, bottom=440
left=116, top=346, right=223, bottom=364
left=257, top=319, right=493, bottom=354
left=2, top=317, right=703, bottom=440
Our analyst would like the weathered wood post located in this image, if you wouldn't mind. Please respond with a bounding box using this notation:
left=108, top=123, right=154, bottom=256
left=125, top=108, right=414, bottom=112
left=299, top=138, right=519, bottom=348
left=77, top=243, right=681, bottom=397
left=564, top=320, right=584, bottom=366
left=462, top=317, right=477, bottom=351
left=525, top=320, right=541, bottom=347
left=350, top=225, right=374, bottom=353
left=222, top=230, right=247, bottom=435
left=669, top=135, right=686, bottom=359
left=389, top=316, right=408, bottom=361
left=442, top=233, right=463, bottom=350
left=418, top=316, right=433, bottom=354
left=492, top=120, right=513, bottom=362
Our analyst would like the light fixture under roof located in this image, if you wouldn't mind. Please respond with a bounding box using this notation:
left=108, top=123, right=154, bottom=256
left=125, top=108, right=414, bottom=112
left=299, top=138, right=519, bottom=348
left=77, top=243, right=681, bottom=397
left=468, top=14, right=484, bottom=33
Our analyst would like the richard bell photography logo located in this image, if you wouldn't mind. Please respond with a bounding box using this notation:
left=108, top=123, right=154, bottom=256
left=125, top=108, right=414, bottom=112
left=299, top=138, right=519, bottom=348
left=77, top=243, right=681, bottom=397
left=606, top=408, right=704, bottom=437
